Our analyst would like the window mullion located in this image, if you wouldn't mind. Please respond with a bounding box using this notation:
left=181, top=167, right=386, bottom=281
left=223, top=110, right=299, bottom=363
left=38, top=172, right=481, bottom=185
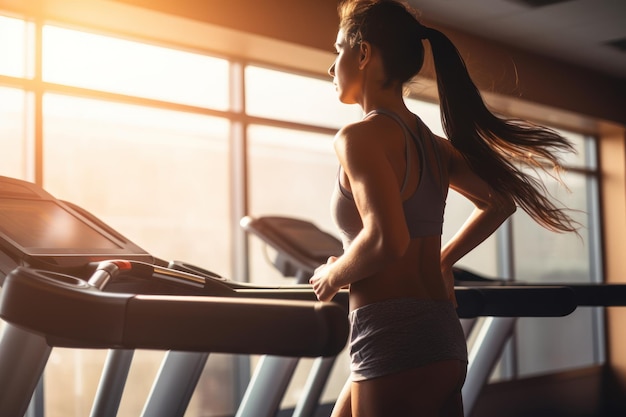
left=33, top=18, right=43, bottom=186
left=229, top=60, right=248, bottom=283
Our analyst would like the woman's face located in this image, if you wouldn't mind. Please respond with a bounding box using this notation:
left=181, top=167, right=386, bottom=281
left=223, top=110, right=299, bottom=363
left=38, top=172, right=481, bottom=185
left=328, top=29, right=362, bottom=104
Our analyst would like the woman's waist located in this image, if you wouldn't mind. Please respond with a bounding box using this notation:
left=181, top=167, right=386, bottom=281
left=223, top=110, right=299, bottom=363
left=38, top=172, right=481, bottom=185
left=349, top=273, right=449, bottom=310
left=348, top=296, right=457, bottom=321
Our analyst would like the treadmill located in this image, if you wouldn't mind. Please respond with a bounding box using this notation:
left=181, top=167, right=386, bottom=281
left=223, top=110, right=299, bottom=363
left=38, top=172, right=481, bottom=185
left=0, top=176, right=350, bottom=417
left=0, top=176, right=604, bottom=417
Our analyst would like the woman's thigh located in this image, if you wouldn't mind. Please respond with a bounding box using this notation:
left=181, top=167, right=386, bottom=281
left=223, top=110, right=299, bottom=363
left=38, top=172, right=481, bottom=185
left=330, top=378, right=352, bottom=417
left=351, top=359, right=466, bottom=417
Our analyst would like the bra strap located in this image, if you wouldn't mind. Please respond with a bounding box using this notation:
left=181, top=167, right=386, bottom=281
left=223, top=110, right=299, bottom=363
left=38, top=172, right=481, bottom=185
left=364, top=109, right=417, bottom=194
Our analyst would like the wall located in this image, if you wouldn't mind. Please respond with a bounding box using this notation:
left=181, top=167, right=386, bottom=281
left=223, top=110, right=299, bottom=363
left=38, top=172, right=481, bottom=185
left=600, top=126, right=626, bottom=396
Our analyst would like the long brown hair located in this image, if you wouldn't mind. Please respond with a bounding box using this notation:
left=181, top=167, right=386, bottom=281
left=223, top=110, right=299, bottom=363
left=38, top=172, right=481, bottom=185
left=338, top=0, right=578, bottom=233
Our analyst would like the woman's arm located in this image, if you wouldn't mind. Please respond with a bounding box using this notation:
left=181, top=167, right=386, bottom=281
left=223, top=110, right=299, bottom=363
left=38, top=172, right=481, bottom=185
left=310, top=120, right=410, bottom=302
left=441, top=143, right=517, bottom=273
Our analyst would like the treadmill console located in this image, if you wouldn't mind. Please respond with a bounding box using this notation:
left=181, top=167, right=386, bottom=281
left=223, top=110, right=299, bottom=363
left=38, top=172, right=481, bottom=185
left=0, top=176, right=153, bottom=275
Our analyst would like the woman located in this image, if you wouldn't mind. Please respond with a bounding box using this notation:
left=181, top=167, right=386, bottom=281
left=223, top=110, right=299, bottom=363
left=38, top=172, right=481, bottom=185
left=309, top=1, right=578, bottom=416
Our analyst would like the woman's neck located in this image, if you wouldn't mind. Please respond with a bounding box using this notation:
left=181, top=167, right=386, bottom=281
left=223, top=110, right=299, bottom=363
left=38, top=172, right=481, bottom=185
left=361, top=96, right=410, bottom=119
left=359, top=83, right=408, bottom=116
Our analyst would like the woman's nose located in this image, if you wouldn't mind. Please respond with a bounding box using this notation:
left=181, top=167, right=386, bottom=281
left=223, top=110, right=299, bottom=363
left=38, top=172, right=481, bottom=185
left=328, top=62, right=335, bottom=77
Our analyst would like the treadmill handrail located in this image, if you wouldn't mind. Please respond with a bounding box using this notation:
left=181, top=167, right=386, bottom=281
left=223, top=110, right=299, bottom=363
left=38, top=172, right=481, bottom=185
left=0, top=267, right=349, bottom=358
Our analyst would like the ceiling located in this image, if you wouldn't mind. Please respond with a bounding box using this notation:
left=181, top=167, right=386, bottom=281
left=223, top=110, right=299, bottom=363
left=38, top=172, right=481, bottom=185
left=408, top=0, right=626, bottom=80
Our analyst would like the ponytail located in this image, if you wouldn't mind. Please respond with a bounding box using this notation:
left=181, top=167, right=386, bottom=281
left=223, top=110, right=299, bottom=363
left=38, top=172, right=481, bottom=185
left=337, top=0, right=578, bottom=233
left=423, top=26, right=578, bottom=233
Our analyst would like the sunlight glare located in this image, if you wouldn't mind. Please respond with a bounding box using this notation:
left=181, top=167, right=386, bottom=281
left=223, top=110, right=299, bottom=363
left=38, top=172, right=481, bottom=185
left=0, top=15, right=27, bottom=77
left=42, top=25, right=229, bottom=109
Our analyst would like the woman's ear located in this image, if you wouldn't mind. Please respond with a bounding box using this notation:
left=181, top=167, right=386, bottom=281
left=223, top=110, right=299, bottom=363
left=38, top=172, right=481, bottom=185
left=358, top=41, right=371, bottom=70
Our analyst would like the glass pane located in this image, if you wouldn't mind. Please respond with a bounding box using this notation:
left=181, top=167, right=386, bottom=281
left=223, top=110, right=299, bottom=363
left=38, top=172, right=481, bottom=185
left=43, top=349, right=107, bottom=416
left=45, top=349, right=227, bottom=417
left=247, top=124, right=350, bottom=408
left=185, top=354, right=239, bottom=417
left=512, top=170, right=597, bottom=376
left=0, top=15, right=27, bottom=77
left=43, top=94, right=231, bottom=272
left=513, top=170, right=590, bottom=283
left=516, top=309, right=597, bottom=377
left=0, top=87, right=28, bottom=179
left=245, top=66, right=362, bottom=128
left=43, top=26, right=229, bottom=109
left=555, top=129, right=587, bottom=169
left=44, top=349, right=165, bottom=417
left=247, top=124, right=339, bottom=284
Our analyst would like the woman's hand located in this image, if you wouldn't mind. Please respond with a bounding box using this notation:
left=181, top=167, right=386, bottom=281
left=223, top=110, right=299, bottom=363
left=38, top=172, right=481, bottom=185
left=310, top=256, right=341, bottom=302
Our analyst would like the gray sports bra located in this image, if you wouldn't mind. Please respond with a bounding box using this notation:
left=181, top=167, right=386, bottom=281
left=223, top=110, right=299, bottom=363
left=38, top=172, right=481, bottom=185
left=331, top=109, right=445, bottom=247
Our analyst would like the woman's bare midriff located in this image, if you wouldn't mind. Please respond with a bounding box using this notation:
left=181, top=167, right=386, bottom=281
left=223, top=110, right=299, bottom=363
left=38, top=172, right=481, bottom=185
left=348, top=235, right=450, bottom=310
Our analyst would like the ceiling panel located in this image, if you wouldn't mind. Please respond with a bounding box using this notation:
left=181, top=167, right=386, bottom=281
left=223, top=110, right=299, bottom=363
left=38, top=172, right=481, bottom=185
left=410, top=0, right=626, bottom=79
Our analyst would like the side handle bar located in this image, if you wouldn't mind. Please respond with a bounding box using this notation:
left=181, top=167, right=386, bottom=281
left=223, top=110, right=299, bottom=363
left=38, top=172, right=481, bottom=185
left=0, top=266, right=349, bottom=358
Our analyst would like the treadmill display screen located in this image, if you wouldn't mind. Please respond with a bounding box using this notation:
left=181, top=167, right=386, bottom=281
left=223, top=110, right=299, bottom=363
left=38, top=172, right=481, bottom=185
left=0, top=199, right=123, bottom=253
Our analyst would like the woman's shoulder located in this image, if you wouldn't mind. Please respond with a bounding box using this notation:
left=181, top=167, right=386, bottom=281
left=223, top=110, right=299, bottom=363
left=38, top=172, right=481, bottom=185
left=335, top=113, right=405, bottom=149
left=340, top=113, right=402, bottom=135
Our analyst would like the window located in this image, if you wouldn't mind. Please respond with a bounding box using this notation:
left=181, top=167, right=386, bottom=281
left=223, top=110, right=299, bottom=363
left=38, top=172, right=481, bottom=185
left=43, top=25, right=230, bottom=109
left=42, top=94, right=231, bottom=268
left=512, top=132, right=603, bottom=377
left=247, top=125, right=338, bottom=282
left=0, top=87, right=30, bottom=179
left=245, top=65, right=361, bottom=128
left=0, top=15, right=29, bottom=78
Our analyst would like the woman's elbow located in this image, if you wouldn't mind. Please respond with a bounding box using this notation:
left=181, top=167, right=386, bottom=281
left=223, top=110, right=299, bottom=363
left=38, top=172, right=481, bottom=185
left=500, top=195, right=517, bottom=217
left=489, top=194, right=516, bottom=220
left=475, top=193, right=516, bottom=221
